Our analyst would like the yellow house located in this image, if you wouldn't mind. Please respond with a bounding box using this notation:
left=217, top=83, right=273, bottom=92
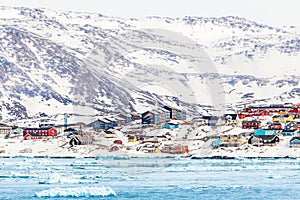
left=278, top=109, right=288, bottom=115
left=272, top=115, right=293, bottom=123
left=128, top=135, right=137, bottom=143
left=105, top=131, right=115, bottom=138
left=220, top=134, right=247, bottom=147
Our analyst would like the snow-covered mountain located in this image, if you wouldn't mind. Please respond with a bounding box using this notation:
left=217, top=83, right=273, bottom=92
left=0, top=6, right=300, bottom=121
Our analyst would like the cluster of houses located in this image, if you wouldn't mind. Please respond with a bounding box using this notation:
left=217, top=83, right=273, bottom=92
left=0, top=122, right=85, bottom=140
left=0, top=105, right=189, bottom=154
left=2, top=102, right=300, bottom=154
left=238, top=103, right=300, bottom=119
left=211, top=103, right=300, bottom=148
left=142, top=106, right=186, bottom=125
left=88, top=105, right=186, bottom=131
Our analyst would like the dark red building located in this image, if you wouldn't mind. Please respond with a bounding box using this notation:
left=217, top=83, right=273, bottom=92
left=23, top=127, right=58, bottom=140
left=242, top=120, right=261, bottom=129
left=268, top=123, right=282, bottom=130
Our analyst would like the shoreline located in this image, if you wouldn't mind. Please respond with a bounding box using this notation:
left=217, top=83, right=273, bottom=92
left=0, top=154, right=299, bottom=159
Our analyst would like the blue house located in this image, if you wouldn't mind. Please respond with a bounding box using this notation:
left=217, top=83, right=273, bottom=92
left=156, top=108, right=171, bottom=122
left=282, top=130, right=299, bottom=136
left=88, top=118, right=112, bottom=130
left=254, top=129, right=279, bottom=136
left=290, top=137, right=300, bottom=147
left=142, top=111, right=161, bottom=125
left=212, top=138, right=221, bottom=148
left=118, top=114, right=133, bottom=124
left=164, top=122, right=179, bottom=129
left=104, top=117, right=118, bottom=127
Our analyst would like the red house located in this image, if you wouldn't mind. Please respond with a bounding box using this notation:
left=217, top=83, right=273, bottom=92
left=257, top=110, right=270, bottom=116
left=23, top=127, right=58, bottom=140
left=289, top=107, right=299, bottom=113
left=268, top=123, right=282, bottom=130
left=242, top=120, right=261, bottom=129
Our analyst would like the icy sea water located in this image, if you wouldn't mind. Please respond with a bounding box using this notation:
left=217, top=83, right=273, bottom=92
left=0, top=157, right=300, bottom=200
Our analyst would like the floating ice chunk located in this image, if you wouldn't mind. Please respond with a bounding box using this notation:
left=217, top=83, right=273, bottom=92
left=35, top=186, right=116, bottom=197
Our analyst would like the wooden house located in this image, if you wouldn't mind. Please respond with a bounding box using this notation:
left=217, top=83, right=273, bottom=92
left=272, top=115, right=293, bottom=123
left=268, top=122, right=282, bottom=130
left=284, top=122, right=295, bottom=131
left=131, top=112, right=141, bottom=120
left=104, top=131, right=115, bottom=138
left=248, top=135, right=279, bottom=146
left=257, top=109, right=270, bottom=117
left=224, top=114, right=238, bottom=125
left=23, top=127, right=58, bottom=140
left=88, top=118, right=112, bottom=130
left=242, top=119, right=261, bottom=129
left=289, top=107, right=299, bottom=113
left=69, top=135, right=94, bottom=146
left=278, top=109, right=288, bottom=115
left=289, top=137, right=300, bottom=148
left=128, top=135, right=137, bottom=143
left=218, top=134, right=247, bottom=147
left=160, top=144, right=188, bottom=154
left=238, top=112, right=247, bottom=119
left=0, top=123, right=12, bottom=135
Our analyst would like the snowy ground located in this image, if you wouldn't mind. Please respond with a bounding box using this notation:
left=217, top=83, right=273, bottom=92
left=0, top=123, right=299, bottom=158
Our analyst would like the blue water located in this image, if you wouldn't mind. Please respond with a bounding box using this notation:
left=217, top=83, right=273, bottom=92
left=0, top=157, right=300, bottom=199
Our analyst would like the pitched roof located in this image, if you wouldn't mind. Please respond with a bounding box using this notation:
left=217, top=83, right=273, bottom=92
left=24, top=127, right=54, bottom=131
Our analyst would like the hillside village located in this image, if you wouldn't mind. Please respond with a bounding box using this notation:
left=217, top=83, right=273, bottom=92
left=0, top=103, right=300, bottom=158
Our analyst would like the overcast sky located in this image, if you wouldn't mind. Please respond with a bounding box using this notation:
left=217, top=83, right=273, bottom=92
left=0, top=0, right=299, bottom=26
